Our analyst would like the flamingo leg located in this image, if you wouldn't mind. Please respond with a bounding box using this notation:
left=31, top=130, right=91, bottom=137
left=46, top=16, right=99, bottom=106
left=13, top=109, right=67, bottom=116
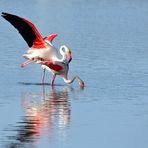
left=20, top=59, right=34, bottom=68
left=20, top=59, right=38, bottom=68
left=51, top=74, right=56, bottom=86
left=42, top=69, right=46, bottom=85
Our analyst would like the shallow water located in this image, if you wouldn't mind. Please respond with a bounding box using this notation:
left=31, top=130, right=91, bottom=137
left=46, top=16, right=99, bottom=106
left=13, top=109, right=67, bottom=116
left=1, top=0, right=148, bottom=148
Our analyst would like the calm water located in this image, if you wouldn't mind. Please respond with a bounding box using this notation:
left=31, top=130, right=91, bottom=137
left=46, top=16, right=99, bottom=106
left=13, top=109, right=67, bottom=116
left=1, top=0, right=148, bottom=148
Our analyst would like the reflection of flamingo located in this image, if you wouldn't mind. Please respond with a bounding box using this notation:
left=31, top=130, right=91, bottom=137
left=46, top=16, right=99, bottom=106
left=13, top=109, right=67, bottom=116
left=1, top=12, right=84, bottom=87
left=4, top=87, right=72, bottom=148
left=21, top=87, right=71, bottom=144
left=22, top=87, right=71, bottom=128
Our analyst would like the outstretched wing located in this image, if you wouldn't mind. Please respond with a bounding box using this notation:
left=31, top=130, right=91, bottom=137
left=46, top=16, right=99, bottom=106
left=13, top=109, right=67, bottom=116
left=44, top=34, right=57, bottom=43
left=1, top=12, right=47, bottom=48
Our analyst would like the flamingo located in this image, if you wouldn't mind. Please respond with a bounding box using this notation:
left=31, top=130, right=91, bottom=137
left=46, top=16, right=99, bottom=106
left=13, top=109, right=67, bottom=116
left=1, top=12, right=84, bottom=87
left=36, top=52, right=84, bottom=87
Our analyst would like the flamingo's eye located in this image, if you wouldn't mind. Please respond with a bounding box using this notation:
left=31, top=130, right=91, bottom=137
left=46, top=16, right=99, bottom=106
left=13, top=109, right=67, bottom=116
left=62, top=47, right=65, bottom=52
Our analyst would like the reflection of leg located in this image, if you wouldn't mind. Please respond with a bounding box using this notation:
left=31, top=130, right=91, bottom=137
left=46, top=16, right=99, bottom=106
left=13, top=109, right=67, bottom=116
left=51, top=74, right=56, bottom=86
left=42, top=69, right=46, bottom=97
left=42, top=69, right=46, bottom=85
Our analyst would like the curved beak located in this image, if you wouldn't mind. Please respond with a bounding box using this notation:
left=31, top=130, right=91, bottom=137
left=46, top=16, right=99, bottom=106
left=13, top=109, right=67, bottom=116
left=67, top=52, right=72, bottom=63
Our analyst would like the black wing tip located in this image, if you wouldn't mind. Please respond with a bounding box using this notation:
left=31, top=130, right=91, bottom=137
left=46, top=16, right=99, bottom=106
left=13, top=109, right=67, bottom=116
left=1, top=12, right=10, bottom=18
left=1, top=12, right=16, bottom=18
left=1, top=12, right=6, bottom=15
left=1, top=12, right=6, bottom=17
left=2, top=12, right=8, bottom=15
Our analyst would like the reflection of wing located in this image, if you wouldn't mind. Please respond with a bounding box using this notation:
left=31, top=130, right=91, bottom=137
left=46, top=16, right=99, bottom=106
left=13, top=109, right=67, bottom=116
left=1, top=12, right=47, bottom=49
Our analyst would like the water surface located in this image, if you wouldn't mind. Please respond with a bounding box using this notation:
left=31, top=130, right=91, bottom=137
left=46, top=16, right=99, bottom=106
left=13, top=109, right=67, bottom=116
left=1, top=0, right=148, bottom=148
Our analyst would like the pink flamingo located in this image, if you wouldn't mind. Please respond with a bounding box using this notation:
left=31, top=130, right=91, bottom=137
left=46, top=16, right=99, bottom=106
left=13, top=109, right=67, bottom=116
left=2, top=12, right=84, bottom=87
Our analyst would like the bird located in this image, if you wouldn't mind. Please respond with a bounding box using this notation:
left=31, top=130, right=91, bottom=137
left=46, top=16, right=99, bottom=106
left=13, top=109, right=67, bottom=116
left=1, top=12, right=84, bottom=87
left=36, top=50, right=84, bottom=87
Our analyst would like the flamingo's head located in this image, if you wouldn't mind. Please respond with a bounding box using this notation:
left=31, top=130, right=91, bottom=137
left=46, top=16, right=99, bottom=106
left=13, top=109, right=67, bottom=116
left=60, top=45, right=72, bottom=64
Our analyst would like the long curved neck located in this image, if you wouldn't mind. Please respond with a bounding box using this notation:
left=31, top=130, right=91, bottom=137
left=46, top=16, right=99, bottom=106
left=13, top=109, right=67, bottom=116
left=62, top=75, right=84, bottom=87
left=59, top=47, right=67, bottom=62
left=63, top=76, right=77, bottom=84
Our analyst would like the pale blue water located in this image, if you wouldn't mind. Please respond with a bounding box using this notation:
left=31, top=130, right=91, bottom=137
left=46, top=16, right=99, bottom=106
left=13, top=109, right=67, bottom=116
left=1, top=0, right=148, bottom=148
